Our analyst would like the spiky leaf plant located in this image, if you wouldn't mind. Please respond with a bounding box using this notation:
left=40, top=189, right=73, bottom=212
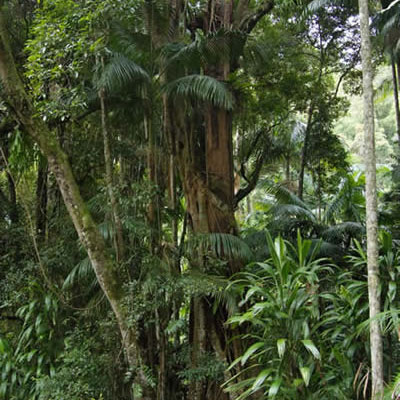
left=225, top=232, right=341, bottom=399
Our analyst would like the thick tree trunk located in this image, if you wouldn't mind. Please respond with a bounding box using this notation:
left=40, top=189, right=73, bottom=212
left=0, top=7, right=151, bottom=398
left=157, top=2, right=274, bottom=398
left=358, top=0, right=384, bottom=398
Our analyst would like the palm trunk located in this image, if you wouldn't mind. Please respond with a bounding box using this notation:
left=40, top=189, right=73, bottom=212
left=145, top=115, right=161, bottom=253
left=3, top=138, right=18, bottom=224
left=99, top=77, right=125, bottom=262
left=298, top=104, right=314, bottom=200
left=7, top=169, right=17, bottom=224
left=358, top=0, right=384, bottom=398
left=35, top=156, right=48, bottom=240
left=391, top=55, right=400, bottom=146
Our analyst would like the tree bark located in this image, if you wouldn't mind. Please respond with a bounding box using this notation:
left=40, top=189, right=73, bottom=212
left=358, top=0, right=384, bottom=398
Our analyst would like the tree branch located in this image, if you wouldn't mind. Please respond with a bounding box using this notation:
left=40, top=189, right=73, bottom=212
left=239, top=0, right=275, bottom=33
left=234, top=139, right=271, bottom=208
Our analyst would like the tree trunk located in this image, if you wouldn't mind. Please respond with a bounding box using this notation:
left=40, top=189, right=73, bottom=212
left=2, top=136, right=18, bottom=224
left=99, top=77, right=125, bottom=262
left=35, top=156, right=48, bottom=240
left=0, top=6, right=151, bottom=397
left=358, top=0, right=384, bottom=398
left=155, top=2, right=274, bottom=398
left=7, top=169, right=17, bottom=224
left=298, top=104, right=314, bottom=200
left=391, top=55, right=400, bottom=146
left=145, top=115, right=161, bottom=253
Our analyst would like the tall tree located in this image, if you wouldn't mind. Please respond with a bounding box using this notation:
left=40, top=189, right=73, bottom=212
left=358, top=0, right=384, bottom=397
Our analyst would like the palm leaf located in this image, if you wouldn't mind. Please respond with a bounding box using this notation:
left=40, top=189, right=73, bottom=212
left=63, top=257, right=97, bottom=290
left=97, top=53, right=150, bottom=93
left=322, top=222, right=364, bottom=242
left=162, top=74, right=234, bottom=109
left=185, top=232, right=253, bottom=262
left=270, top=204, right=317, bottom=222
left=261, top=180, right=312, bottom=211
left=307, top=0, right=356, bottom=13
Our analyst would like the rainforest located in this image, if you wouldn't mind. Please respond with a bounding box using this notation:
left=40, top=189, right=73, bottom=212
left=0, top=0, right=399, bottom=399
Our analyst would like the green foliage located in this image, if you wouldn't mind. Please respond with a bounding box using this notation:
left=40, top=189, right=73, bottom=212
left=163, top=74, right=234, bottom=110
left=1, top=1, right=400, bottom=399
left=226, top=232, right=338, bottom=399
left=36, top=324, right=122, bottom=400
left=0, top=283, right=62, bottom=400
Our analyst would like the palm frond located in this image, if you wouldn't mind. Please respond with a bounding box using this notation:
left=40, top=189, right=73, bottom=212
left=185, top=232, right=253, bottom=262
left=63, top=257, right=97, bottom=290
left=313, top=240, right=343, bottom=259
left=161, top=41, right=203, bottom=70
left=262, top=180, right=312, bottom=211
left=323, top=193, right=346, bottom=224
left=162, top=74, right=234, bottom=109
left=162, top=29, right=242, bottom=71
left=322, top=222, right=364, bottom=243
left=270, top=204, right=317, bottom=222
left=97, top=53, right=150, bottom=93
left=98, top=220, right=114, bottom=241
left=381, top=12, right=400, bottom=37
left=307, top=0, right=335, bottom=13
left=307, top=0, right=355, bottom=13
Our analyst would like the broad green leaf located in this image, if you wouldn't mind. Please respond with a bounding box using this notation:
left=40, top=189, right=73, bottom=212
left=300, top=367, right=311, bottom=387
left=277, top=338, right=286, bottom=358
left=27, top=349, right=37, bottom=362
left=241, top=342, right=264, bottom=365
left=301, top=339, right=321, bottom=359
left=251, top=368, right=271, bottom=391
left=0, top=382, right=7, bottom=397
left=268, top=378, right=282, bottom=397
